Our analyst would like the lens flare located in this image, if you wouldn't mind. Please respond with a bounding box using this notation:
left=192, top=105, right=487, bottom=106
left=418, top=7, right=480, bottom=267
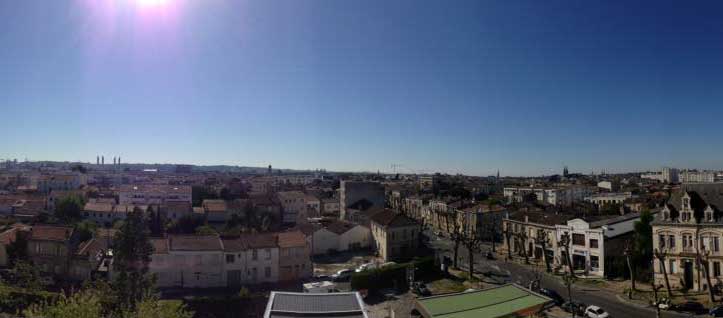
left=136, top=0, right=169, bottom=8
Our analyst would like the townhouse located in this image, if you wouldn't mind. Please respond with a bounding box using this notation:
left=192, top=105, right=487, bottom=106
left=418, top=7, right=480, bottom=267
left=277, top=191, right=306, bottom=224
left=277, top=231, right=312, bottom=282
left=652, top=183, right=723, bottom=291
left=370, top=209, right=420, bottom=262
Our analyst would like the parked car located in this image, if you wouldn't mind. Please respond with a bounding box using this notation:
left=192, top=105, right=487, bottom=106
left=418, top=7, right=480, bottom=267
left=561, top=301, right=586, bottom=316
left=673, top=301, right=707, bottom=315
left=653, top=297, right=670, bottom=310
left=710, top=305, right=723, bottom=317
left=355, top=262, right=377, bottom=273
left=538, top=288, right=564, bottom=306
left=486, top=251, right=496, bottom=260
left=584, top=305, right=610, bottom=318
left=412, top=282, right=431, bottom=297
left=331, top=269, right=354, bottom=282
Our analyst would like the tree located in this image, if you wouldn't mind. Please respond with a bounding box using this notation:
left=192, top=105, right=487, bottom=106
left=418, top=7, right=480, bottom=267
left=698, top=250, right=715, bottom=303
left=24, top=288, right=102, bottom=318
left=195, top=225, right=218, bottom=236
left=146, top=206, right=164, bottom=237
left=74, top=220, right=97, bottom=243
left=55, top=195, right=84, bottom=222
left=633, top=210, right=654, bottom=263
left=167, top=214, right=204, bottom=234
left=503, top=226, right=513, bottom=260
left=446, top=210, right=463, bottom=269
left=459, top=213, right=483, bottom=279
left=624, top=240, right=636, bottom=298
left=535, top=229, right=552, bottom=273
left=654, top=249, right=672, bottom=297
left=559, top=233, right=575, bottom=278
left=112, top=207, right=155, bottom=312
left=6, top=230, right=29, bottom=266
left=124, top=297, right=193, bottom=318
left=14, top=260, right=42, bottom=291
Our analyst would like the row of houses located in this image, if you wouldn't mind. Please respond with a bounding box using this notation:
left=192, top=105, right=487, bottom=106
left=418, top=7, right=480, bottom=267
left=502, top=208, right=649, bottom=278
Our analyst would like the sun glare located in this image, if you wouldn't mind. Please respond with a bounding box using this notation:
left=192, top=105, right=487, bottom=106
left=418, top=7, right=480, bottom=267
left=136, top=0, right=169, bottom=8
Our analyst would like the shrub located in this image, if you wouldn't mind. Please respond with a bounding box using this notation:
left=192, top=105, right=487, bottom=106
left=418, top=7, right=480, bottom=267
left=351, top=257, right=436, bottom=293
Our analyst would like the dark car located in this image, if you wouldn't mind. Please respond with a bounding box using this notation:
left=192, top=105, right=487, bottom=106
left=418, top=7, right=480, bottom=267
left=561, top=301, right=586, bottom=316
left=538, top=288, right=564, bottom=306
left=412, top=282, right=432, bottom=297
left=673, top=301, right=707, bottom=315
left=710, top=305, right=723, bottom=317
left=486, top=251, right=496, bottom=260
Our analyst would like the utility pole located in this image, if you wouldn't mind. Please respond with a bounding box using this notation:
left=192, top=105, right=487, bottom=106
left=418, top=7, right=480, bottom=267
left=564, top=273, right=575, bottom=318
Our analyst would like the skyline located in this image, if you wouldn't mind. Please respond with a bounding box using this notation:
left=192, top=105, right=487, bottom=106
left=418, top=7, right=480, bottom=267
left=2, top=0, right=723, bottom=176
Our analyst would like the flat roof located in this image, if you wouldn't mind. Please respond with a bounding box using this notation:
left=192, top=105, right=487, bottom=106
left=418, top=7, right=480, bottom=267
left=265, top=291, right=367, bottom=318
left=415, top=284, right=551, bottom=318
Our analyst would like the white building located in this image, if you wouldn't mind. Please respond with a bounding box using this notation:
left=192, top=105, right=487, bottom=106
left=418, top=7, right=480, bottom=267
left=307, top=221, right=372, bottom=255
left=680, top=170, right=716, bottom=184
left=149, top=235, right=226, bottom=288
left=118, top=184, right=192, bottom=205
left=584, top=192, right=634, bottom=206
left=277, top=191, right=307, bottom=224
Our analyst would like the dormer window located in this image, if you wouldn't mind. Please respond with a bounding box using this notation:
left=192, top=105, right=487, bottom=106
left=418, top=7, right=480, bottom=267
left=683, top=198, right=690, bottom=210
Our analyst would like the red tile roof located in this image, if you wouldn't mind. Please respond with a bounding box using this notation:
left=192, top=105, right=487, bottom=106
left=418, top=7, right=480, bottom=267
left=241, top=233, right=277, bottom=249
left=277, top=230, right=306, bottom=248
left=30, top=225, right=74, bottom=242
left=370, top=209, right=418, bottom=227
left=169, top=235, right=223, bottom=251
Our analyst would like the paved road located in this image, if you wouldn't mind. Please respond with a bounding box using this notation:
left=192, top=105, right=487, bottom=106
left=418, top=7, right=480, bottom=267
left=424, top=234, right=697, bottom=318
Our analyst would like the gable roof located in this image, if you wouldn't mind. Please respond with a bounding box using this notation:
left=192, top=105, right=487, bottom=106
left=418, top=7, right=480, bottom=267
left=265, top=292, right=367, bottom=318
left=370, top=209, right=418, bottom=227
left=30, top=225, right=74, bottom=242
left=325, top=220, right=359, bottom=235
left=415, top=284, right=551, bottom=318
left=277, top=231, right=306, bottom=248
left=241, top=233, right=278, bottom=249
left=221, top=237, right=248, bottom=252
left=169, top=235, right=223, bottom=251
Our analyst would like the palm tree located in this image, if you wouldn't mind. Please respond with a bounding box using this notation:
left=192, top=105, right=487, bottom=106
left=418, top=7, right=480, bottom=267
left=559, top=233, right=575, bottom=278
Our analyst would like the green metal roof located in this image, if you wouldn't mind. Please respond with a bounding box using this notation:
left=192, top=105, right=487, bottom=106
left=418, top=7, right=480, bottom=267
left=416, top=284, right=551, bottom=318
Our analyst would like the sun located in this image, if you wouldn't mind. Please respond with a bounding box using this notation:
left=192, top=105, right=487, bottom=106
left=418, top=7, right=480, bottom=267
left=135, top=0, right=169, bottom=8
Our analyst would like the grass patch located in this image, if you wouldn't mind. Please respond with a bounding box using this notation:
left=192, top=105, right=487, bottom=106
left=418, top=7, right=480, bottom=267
left=427, top=279, right=467, bottom=294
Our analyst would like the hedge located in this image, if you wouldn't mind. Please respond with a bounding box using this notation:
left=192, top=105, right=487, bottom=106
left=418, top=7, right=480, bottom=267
left=350, top=257, right=436, bottom=293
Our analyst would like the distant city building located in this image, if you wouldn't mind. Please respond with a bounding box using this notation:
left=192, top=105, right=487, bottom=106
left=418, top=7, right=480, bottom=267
left=680, top=170, right=716, bottom=183
left=503, top=186, right=592, bottom=206
left=584, top=192, right=634, bottom=206
left=277, top=191, right=306, bottom=224
left=641, top=167, right=680, bottom=183
left=370, top=209, right=420, bottom=262
left=117, top=184, right=192, bottom=205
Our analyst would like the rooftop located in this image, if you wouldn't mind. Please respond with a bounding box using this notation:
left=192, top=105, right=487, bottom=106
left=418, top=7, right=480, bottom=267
left=415, top=284, right=551, bottom=318
left=265, top=291, right=367, bottom=318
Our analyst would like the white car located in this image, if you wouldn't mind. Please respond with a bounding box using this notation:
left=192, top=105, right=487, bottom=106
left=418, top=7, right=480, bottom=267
left=584, top=305, right=610, bottom=318
left=355, top=262, right=377, bottom=272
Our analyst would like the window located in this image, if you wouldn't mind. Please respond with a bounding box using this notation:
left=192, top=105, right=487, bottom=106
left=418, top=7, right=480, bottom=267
left=590, top=256, right=599, bottom=270
left=659, top=234, right=665, bottom=249
left=669, top=260, right=676, bottom=274
left=669, top=235, right=676, bottom=248
left=715, top=262, right=721, bottom=277
left=265, top=248, right=271, bottom=260
left=715, top=237, right=720, bottom=252
left=226, top=254, right=235, bottom=264
left=572, top=234, right=585, bottom=246
left=265, top=267, right=271, bottom=278
left=590, top=239, right=599, bottom=249
left=252, top=249, right=258, bottom=260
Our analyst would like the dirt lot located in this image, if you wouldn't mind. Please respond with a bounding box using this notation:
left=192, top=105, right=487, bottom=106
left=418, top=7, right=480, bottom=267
left=312, top=251, right=378, bottom=276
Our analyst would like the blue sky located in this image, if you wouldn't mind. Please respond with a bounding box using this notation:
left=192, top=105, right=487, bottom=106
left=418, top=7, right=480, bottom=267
left=1, top=0, right=722, bottom=176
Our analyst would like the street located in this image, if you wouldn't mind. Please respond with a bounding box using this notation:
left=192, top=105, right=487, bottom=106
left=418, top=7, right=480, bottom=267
left=424, top=233, right=698, bottom=318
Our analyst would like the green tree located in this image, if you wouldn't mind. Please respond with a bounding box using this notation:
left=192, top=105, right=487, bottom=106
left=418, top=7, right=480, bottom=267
left=74, top=220, right=98, bottom=242
left=6, top=231, right=29, bottom=265
left=125, top=297, right=193, bottom=318
left=112, top=207, right=155, bottom=312
left=167, top=214, right=205, bottom=234
left=195, top=225, right=217, bottom=236
left=55, top=195, right=84, bottom=222
left=146, top=206, right=164, bottom=237
left=633, top=210, right=653, bottom=262
left=14, top=260, right=42, bottom=291
left=24, top=288, right=102, bottom=318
